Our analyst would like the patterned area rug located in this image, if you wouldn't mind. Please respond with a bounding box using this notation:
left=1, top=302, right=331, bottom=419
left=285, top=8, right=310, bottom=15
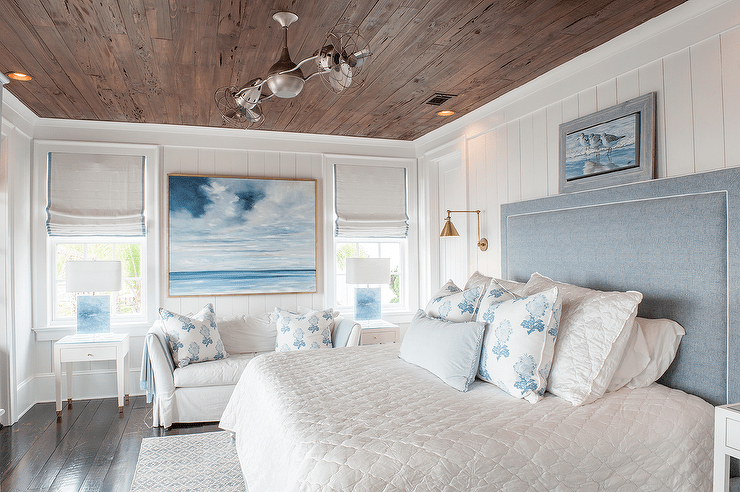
left=131, top=431, right=246, bottom=492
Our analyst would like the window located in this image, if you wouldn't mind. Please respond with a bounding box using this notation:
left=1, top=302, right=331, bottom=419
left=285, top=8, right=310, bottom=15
left=334, top=239, right=407, bottom=312
left=52, top=239, right=145, bottom=322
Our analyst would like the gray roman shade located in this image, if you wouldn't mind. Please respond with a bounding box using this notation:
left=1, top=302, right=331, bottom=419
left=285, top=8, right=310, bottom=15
left=334, top=164, right=408, bottom=238
left=46, top=152, right=146, bottom=236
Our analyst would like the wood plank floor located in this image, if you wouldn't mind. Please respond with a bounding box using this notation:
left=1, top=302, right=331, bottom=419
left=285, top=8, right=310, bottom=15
left=0, top=396, right=220, bottom=492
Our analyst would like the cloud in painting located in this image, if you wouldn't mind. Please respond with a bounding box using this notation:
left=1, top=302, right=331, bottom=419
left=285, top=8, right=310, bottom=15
left=169, top=176, right=315, bottom=272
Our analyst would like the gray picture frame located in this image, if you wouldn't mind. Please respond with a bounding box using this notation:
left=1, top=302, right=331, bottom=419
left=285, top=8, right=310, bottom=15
left=559, top=92, right=655, bottom=194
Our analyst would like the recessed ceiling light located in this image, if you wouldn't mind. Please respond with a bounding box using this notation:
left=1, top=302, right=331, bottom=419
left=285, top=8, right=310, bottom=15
left=437, top=110, right=455, bottom=117
left=6, top=71, right=32, bottom=81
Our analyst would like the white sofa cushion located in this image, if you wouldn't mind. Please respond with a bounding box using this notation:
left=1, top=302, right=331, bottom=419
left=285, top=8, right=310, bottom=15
left=218, top=313, right=276, bottom=354
left=174, top=353, right=259, bottom=388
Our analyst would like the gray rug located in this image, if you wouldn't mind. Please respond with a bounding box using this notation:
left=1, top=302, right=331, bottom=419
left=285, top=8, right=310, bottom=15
left=131, top=431, right=246, bottom=492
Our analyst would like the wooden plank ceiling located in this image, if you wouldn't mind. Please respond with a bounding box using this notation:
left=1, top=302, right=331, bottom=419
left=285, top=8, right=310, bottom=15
left=0, top=0, right=687, bottom=141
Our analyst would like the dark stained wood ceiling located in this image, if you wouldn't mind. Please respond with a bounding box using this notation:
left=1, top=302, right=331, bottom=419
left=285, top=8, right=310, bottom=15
left=0, top=0, right=688, bottom=141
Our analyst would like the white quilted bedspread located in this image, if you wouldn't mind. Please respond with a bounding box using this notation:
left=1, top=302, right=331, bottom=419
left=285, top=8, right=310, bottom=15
left=219, top=344, right=713, bottom=492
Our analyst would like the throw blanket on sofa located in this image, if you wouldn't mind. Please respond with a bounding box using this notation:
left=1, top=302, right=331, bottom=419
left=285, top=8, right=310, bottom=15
left=220, top=344, right=714, bottom=492
left=140, top=332, right=174, bottom=403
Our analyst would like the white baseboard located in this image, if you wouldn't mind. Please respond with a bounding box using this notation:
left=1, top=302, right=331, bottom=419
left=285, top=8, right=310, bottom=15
left=26, top=368, right=145, bottom=408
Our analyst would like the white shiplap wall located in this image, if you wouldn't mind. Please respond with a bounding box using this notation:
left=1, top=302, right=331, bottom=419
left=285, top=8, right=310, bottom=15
left=422, top=1, right=740, bottom=283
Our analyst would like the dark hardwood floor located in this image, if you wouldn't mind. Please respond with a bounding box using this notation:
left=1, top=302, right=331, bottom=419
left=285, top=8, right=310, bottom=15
left=0, top=396, right=220, bottom=492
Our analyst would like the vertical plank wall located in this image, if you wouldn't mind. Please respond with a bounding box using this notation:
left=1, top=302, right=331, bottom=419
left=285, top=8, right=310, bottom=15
left=465, top=24, right=740, bottom=279
left=159, top=147, right=326, bottom=320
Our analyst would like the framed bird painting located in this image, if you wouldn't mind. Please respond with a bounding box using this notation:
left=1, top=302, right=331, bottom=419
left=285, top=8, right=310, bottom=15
left=559, top=92, right=655, bottom=193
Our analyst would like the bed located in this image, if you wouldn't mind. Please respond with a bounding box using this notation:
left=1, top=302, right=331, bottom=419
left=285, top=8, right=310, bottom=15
left=220, top=167, right=740, bottom=491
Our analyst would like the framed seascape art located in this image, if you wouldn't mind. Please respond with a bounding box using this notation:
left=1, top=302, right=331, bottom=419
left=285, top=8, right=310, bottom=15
left=559, top=92, right=655, bottom=193
left=167, top=174, right=317, bottom=296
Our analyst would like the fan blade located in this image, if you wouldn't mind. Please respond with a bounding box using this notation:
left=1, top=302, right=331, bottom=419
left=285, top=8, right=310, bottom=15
left=328, top=64, right=352, bottom=92
left=234, top=78, right=263, bottom=109
left=348, top=48, right=371, bottom=68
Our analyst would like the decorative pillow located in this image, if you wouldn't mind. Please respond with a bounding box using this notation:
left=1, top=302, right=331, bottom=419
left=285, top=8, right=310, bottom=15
left=429, top=280, right=462, bottom=300
left=426, top=283, right=485, bottom=323
left=159, top=303, right=228, bottom=368
left=626, top=317, right=685, bottom=389
left=464, top=271, right=492, bottom=291
left=217, top=313, right=276, bottom=354
left=399, top=309, right=485, bottom=392
left=476, top=279, right=517, bottom=320
left=606, top=319, right=650, bottom=392
left=477, top=287, right=562, bottom=403
left=521, top=273, right=642, bottom=406
left=274, top=308, right=334, bottom=352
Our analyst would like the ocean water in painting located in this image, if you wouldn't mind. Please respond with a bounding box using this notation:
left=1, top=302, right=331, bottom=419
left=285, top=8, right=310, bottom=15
left=565, top=113, right=638, bottom=181
left=168, top=175, right=316, bottom=296
left=169, top=269, right=316, bottom=296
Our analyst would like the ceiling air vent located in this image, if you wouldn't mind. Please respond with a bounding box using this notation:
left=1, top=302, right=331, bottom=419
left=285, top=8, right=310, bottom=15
left=424, top=93, right=456, bottom=106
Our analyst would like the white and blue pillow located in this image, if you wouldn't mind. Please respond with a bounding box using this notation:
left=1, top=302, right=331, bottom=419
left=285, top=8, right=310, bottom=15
left=426, top=281, right=485, bottom=323
left=159, top=303, right=227, bottom=368
left=477, top=287, right=561, bottom=403
left=476, top=279, right=517, bottom=317
left=274, top=307, right=334, bottom=352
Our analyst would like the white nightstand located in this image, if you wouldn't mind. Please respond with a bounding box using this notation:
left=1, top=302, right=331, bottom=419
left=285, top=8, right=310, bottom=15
left=360, top=320, right=400, bottom=345
left=714, top=403, right=740, bottom=491
left=54, top=333, right=130, bottom=419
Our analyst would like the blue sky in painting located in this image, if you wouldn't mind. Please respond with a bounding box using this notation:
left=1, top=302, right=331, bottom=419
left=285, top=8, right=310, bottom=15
left=169, top=176, right=315, bottom=272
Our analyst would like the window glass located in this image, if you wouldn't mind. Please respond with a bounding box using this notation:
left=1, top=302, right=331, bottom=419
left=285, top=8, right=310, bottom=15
left=53, top=241, right=144, bottom=320
left=335, top=240, right=404, bottom=312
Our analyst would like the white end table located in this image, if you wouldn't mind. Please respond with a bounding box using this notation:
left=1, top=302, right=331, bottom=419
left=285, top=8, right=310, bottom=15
left=714, top=403, right=740, bottom=491
left=54, top=333, right=130, bottom=419
left=360, top=320, right=400, bottom=345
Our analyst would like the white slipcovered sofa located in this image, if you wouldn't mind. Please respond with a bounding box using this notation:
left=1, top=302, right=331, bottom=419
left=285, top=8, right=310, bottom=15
left=142, top=310, right=361, bottom=427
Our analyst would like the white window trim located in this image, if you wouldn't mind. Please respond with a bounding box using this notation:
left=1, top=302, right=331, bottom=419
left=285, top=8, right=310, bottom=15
left=323, top=154, right=419, bottom=323
left=32, top=140, right=159, bottom=340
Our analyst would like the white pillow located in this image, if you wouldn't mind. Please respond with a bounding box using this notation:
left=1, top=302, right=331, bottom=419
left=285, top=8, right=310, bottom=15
left=217, top=313, right=276, bottom=354
left=626, top=317, right=685, bottom=389
left=159, top=303, right=228, bottom=368
left=274, top=307, right=334, bottom=352
left=476, top=279, right=517, bottom=319
left=521, top=273, right=642, bottom=406
left=425, top=284, right=485, bottom=323
left=477, top=287, right=562, bottom=403
left=464, top=271, right=492, bottom=290
left=399, top=310, right=485, bottom=392
left=606, top=319, right=650, bottom=392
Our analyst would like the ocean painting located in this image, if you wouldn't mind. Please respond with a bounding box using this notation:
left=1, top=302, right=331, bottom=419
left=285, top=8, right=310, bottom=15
left=168, top=175, right=316, bottom=296
left=564, top=113, right=639, bottom=181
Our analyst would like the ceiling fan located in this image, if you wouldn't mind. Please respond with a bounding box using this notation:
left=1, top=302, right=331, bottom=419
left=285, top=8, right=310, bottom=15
left=215, top=12, right=372, bottom=129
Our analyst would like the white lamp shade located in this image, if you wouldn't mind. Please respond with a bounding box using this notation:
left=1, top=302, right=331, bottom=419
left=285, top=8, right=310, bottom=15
left=346, top=258, right=391, bottom=285
left=66, top=260, right=122, bottom=292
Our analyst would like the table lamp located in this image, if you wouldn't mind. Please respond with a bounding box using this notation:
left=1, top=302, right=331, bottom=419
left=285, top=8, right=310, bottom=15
left=66, top=260, right=122, bottom=335
left=346, top=258, right=390, bottom=321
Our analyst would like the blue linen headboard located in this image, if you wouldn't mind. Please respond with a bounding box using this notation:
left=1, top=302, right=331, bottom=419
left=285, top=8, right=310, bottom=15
left=501, top=167, right=740, bottom=406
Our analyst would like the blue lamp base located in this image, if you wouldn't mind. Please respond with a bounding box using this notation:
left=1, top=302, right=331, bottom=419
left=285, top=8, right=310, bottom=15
left=77, top=295, right=111, bottom=334
left=355, top=287, right=381, bottom=321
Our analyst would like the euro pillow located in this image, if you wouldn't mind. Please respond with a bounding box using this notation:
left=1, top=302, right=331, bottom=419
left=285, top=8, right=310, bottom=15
left=606, top=319, right=650, bottom=392
left=477, top=286, right=562, bottom=403
left=521, top=273, right=642, bottom=406
left=274, top=307, right=334, bottom=352
left=399, top=310, right=485, bottom=391
left=217, top=313, right=276, bottom=354
left=159, top=303, right=228, bottom=368
left=626, top=317, right=685, bottom=389
left=426, top=283, right=485, bottom=322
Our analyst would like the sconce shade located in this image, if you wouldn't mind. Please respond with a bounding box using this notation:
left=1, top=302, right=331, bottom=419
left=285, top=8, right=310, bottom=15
left=440, top=216, right=460, bottom=237
left=346, top=258, right=391, bottom=285
left=66, top=261, right=122, bottom=292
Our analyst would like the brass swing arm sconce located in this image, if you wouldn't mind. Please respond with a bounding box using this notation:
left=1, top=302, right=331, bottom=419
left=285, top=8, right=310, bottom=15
left=440, top=210, right=488, bottom=251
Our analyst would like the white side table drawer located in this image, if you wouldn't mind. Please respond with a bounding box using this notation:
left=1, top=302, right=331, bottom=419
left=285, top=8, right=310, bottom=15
left=726, top=417, right=740, bottom=452
left=60, top=345, right=118, bottom=362
left=361, top=329, right=397, bottom=345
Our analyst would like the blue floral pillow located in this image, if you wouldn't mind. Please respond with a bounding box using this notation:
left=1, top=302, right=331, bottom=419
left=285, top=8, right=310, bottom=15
left=426, top=282, right=485, bottom=323
left=476, top=279, right=518, bottom=318
left=477, top=287, right=561, bottom=403
left=274, top=308, right=334, bottom=352
left=159, top=303, right=227, bottom=368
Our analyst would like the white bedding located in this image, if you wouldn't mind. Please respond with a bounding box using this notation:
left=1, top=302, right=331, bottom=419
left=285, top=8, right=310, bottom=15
left=219, top=344, right=713, bottom=492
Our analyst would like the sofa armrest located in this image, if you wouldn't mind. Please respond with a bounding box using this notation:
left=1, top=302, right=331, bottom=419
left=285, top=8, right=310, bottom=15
left=141, top=321, right=176, bottom=401
left=333, top=317, right=361, bottom=347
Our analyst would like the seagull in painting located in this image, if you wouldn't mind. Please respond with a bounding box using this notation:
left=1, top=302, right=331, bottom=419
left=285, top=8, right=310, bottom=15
left=578, top=133, right=590, bottom=148
left=599, top=132, right=626, bottom=158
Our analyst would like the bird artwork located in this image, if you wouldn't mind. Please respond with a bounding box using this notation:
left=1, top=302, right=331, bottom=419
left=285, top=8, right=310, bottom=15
left=599, top=133, right=626, bottom=158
